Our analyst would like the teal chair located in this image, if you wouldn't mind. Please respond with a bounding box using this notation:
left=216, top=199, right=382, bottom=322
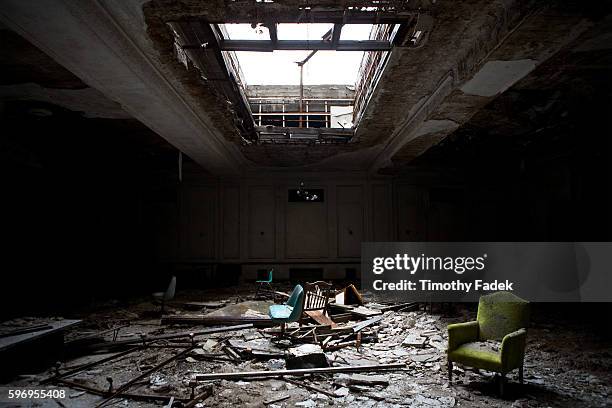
left=255, top=268, right=274, bottom=299
left=269, top=285, right=305, bottom=334
left=447, top=291, right=529, bottom=396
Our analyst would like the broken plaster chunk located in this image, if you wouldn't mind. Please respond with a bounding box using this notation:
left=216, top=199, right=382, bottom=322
left=295, top=399, right=316, bottom=407
left=403, top=333, right=427, bottom=347
left=266, top=359, right=286, bottom=370
left=286, top=344, right=329, bottom=369
left=410, top=353, right=438, bottom=363
left=149, top=373, right=170, bottom=392
left=334, top=387, right=350, bottom=397
left=335, top=373, right=389, bottom=387
left=201, top=339, right=218, bottom=352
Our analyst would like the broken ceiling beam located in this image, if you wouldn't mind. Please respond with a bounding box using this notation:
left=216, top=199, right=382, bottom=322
left=194, top=363, right=405, bottom=381
left=219, top=40, right=392, bottom=52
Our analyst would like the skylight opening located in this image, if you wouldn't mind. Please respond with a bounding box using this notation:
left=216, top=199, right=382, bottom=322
left=229, top=51, right=364, bottom=86
left=276, top=23, right=333, bottom=40
left=340, top=24, right=375, bottom=41
left=221, top=23, right=376, bottom=86
left=168, top=19, right=405, bottom=142
left=223, top=23, right=269, bottom=40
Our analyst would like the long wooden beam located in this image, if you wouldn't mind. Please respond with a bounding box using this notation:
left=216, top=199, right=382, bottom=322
left=195, top=363, right=405, bottom=381
left=219, top=39, right=391, bottom=52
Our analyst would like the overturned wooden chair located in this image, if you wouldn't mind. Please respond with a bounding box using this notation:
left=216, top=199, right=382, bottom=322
left=302, top=281, right=336, bottom=327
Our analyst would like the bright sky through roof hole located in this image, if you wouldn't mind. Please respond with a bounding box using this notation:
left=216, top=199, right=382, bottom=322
left=223, top=23, right=373, bottom=86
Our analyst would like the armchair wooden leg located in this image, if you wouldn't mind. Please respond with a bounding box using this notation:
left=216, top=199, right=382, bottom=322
left=448, top=361, right=453, bottom=383
left=519, top=366, right=524, bottom=384
left=499, top=373, right=506, bottom=397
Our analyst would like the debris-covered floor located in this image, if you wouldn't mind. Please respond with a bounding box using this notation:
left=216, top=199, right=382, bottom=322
left=2, top=286, right=611, bottom=408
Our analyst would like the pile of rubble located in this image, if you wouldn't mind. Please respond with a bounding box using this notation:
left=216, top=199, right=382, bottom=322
left=2, top=285, right=611, bottom=407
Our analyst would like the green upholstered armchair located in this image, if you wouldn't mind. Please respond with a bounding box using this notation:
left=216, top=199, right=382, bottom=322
left=447, top=291, right=529, bottom=395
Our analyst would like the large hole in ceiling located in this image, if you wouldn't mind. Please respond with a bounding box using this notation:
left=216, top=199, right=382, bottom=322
left=222, top=23, right=374, bottom=85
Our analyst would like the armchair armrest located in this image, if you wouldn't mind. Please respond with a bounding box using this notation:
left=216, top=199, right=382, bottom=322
left=447, top=321, right=479, bottom=352
left=500, top=328, right=527, bottom=371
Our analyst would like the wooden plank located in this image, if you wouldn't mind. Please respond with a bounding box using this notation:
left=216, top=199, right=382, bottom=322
left=350, top=315, right=383, bottom=333
left=329, top=304, right=381, bottom=318
left=195, top=363, right=405, bottom=381
left=305, top=310, right=338, bottom=328
left=161, top=315, right=273, bottom=327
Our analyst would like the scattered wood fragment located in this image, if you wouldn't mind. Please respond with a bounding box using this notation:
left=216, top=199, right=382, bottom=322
left=56, top=378, right=189, bottom=404
left=334, top=284, right=363, bottom=306
left=95, top=346, right=197, bottom=407
left=264, top=394, right=290, bottom=405
left=41, top=347, right=141, bottom=385
left=327, top=312, right=353, bottom=323
left=350, top=315, right=383, bottom=333
left=305, top=310, right=337, bottom=328
left=222, top=344, right=242, bottom=362
left=85, top=324, right=253, bottom=350
left=183, top=385, right=214, bottom=408
left=284, top=377, right=337, bottom=398
left=161, top=314, right=273, bottom=327
left=371, top=302, right=418, bottom=312
left=194, top=363, right=405, bottom=381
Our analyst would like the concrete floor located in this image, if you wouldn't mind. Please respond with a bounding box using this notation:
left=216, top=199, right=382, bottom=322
left=3, top=287, right=611, bottom=408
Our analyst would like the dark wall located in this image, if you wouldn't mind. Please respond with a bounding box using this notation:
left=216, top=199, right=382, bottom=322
left=0, top=101, right=179, bottom=318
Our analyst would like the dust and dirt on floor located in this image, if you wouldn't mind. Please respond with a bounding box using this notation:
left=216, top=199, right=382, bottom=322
left=2, top=285, right=611, bottom=408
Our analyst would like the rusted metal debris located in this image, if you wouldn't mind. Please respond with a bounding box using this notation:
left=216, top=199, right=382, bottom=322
left=95, top=346, right=197, bottom=408
left=86, top=323, right=253, bottom=350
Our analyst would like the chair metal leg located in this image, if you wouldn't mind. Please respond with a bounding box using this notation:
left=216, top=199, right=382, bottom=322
left=519, top=366, right=524, bottom=384
left=499, top=373, right=506, bottom=397
left=448, top=361, right=453, bottom=383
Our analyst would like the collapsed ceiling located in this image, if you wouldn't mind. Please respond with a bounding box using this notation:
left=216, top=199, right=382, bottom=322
left=1, top=1, right=610, bottom=174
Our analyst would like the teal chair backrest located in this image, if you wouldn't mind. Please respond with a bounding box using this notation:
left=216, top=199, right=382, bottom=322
left=477, top=291, right=529, bottom=341
left=286, top=285, right=305, bottom=322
